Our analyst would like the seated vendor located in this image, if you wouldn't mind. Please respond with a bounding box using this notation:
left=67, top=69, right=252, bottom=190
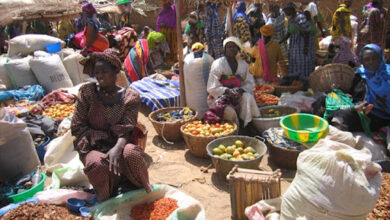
left=206, top=36, right=260, bottom=127
left=71, top=49, right=151, bottom=202
left=355, top=44, right=390, bottom=132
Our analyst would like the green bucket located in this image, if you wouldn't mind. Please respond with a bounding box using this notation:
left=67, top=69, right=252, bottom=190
left=8, top=173, right=46, bottom=203
left=280, top=113, right=329, bottom=143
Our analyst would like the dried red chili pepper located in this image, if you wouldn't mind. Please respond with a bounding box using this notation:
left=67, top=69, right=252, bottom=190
left=130, top=198, right=178, bottom=220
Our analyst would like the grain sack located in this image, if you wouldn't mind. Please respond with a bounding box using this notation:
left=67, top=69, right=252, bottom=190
left=4, top=56, right=39, bottom=88
left=0, top=56, right=13, bottom=90
left=8, top=34, right=65, bottom=57
left=29, top=54, right=73, bottom=92
left=183, top=51, right=214, bottom=117
left=62, top=53, right=88, bottom=85
left=60, top=48, right=76, bottom=59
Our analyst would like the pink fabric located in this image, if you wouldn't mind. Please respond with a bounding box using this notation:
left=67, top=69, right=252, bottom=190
left=258, top=39, right=277, bottom=82
left=73, top=31, right=84, bottom=49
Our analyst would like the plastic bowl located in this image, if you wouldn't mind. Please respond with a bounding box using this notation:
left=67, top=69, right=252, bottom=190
left=280, top=113, right=329, bottom=143
left=79, top=206, right=91, bottom=217
left=36, top=137, right=51, bottom=162
left=45, top=42, right=62, bottom=53
left=67, top=198, right=86, bottom=213
left=7, top=173, right=47, bottom=203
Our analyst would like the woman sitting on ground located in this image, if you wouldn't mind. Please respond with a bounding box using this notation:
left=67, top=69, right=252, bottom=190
left=206, top=36, right=260, bottom=127
left=71, top=49, right=151, bottom=202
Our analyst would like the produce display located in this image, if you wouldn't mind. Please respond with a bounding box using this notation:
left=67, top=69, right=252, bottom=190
left=254, top=93, right=279, bottom=106
left=261, top=108, right=285, bottom=118
left=156, top=107, right=195, bottom=122
left=130, top=198, right=178, bottom=220
left=253, top=84, right=274, bottom=94
left=42, top=104, right=75, bottom=120
left=211, top=140, right=261, bottom=161
left=1, top=202, right=92, bottom=219
left=182, top=121, right=235, bottom=136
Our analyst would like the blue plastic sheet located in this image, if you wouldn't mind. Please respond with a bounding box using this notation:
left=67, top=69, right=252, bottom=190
left=0, top=85, right=45, bottom=102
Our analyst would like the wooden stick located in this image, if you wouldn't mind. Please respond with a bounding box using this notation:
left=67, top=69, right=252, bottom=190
left=175, top=0, right=186, bottom=107
left=228, top=3, right=234, bottom=36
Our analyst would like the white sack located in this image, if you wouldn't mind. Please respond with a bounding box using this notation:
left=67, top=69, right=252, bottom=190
left=7, top=34, right=64, bottom=57
left=29, top=54, right=73, bottom=92
left=62, top=53, right=88, bottom=85
left=0, top=56, right=13, bottom=90
left=281, top=139, right=382, bottom=220
left=0, top=108, right=40, bottom=181
left=36, top=189, right=94, bottom=205
left=184, top=52, right=214, bottom=117
left=319, top=35, right=333, bottom=50
left=4, top=56, right=38, bottom=88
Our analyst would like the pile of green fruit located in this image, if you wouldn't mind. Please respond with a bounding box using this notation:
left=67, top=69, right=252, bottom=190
left=212, top=140, right=260, bottom=161
left=262, top=108, right=283, bottom=118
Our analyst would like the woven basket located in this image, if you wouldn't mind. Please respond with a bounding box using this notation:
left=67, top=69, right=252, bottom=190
left=309, top=63, right=355, bottom=93
left=135, top=122, right=147, bottom=152
left=252, top=105, right=300, bottom=134
left=180, top=122, right=238, bottom=158
left=264, top=135, right=303, bottom=169
left=148, top=107, right=198, bottom=142
left=273, top=84, right=303, bottom=97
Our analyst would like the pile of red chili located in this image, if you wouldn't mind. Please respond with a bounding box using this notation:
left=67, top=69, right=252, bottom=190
left=130, top=198, right=178, bottom=220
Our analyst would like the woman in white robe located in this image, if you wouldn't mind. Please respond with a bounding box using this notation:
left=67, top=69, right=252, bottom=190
left=207, top=36, right=260, bottom=127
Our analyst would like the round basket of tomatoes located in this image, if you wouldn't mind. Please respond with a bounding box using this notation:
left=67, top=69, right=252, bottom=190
left=180, top=121, right=238, bottom=158
left=254, top=92, right=280, bottom=107
left=253, top=84, right=275, bottom=95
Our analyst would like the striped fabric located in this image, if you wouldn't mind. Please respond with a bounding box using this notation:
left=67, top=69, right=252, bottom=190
left=130, top=78, right=180, bottom=111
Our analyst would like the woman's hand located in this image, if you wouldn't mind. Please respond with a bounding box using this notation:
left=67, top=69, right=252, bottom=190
left=105, top=145, right=123, bottom=176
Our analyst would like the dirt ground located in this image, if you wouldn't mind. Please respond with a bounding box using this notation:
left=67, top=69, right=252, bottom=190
left=138, top=105, right=294, bottom=220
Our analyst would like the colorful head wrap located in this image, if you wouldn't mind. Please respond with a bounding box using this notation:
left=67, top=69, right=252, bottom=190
left=191, top=42, right=204, bottom=52
left=147, top=31, right=166, bottom=50
left=260, top=25, right=274, bottom=37
left=223, top=36, right=243, bottom=51
left=81, top=48, right=122, bottom=76
left=82, top=3, right=97, bottom=15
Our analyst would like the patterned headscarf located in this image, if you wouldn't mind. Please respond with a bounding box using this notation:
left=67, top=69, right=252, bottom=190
left=233, top=1, right=250, bottom=24
left=260, top=25, right=274, bottom=37
left=223, top=36, right=243, bottom=51
left=191, top=42, right=204, bottom=51
left=82, top=3, right=97, bottom=15
left=81, top=49, right=122, bottom=76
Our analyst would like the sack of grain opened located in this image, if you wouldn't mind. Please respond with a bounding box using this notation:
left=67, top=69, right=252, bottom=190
left=29, top=54, right=73, bottom=92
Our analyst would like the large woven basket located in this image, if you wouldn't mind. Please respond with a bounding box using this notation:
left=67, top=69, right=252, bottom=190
left=180, top=122, right=238, bottom=158
left=309, top=63, right=355, bottom=93
left=148, top=107, right=198, bottom=142
left=252, top=105, right=300, bottom=134
left=273, top=84, right=303, bottom=97
left=135, top=122, right=147, bottom=152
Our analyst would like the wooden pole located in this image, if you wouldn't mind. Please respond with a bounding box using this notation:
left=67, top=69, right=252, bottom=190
left=175, top=0, right=186, bottom=107
left=228, top=3, right=234, bottom=36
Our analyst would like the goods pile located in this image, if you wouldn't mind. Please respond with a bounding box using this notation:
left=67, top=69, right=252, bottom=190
left=130, top=198, right=178, bottom=220
left=261, top=108, right=284, bottom=118
left=366, top=173, right=390, bottom=220
left=253, top=84, right=274, bottom=94
left=182, top=121, right=235, bottom=136
left=254, top=93, right=279, bottom=106
left=42, top=104, right=75, bottom=120
left=156, top=107, right=195, bottom=122
left=212, top=139, right=261, bottom=161
left=1, top=202, right=92, bottom=220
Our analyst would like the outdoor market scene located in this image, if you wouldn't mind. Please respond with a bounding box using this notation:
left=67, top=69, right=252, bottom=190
left=1, top=0, right=390, bottom=219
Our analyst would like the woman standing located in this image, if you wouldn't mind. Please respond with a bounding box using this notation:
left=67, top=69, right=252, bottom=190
left=207, top=37, right=260, bottom=127
left=281, top=2, right=315, bottom=88
left=357, top=0, right=388, bottom=53
left=267, top=4, right=288, bottom=59
left=156, top=0, right=177, bottom=64
left=330, top=0, right=353, bottom=42
left=72, top=49, right=151, bottom=202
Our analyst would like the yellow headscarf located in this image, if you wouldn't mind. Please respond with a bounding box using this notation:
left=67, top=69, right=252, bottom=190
left=260, top=25, right=274, bottom=37
left=191, top=42, right=204, bottom=52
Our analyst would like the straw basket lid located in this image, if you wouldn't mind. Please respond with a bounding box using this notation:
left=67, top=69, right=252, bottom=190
left=309, top=63, right=355, bottom=94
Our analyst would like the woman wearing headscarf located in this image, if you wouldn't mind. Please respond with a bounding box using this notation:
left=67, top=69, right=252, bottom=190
left=330, top=0, right=353, bottom=42
left=333, top=36, right=359, bottom=67
left=355, top=44, right=390, bottom=131
left=206, top=36, right=260, bottom=127
left=281, top=2, right=315, bottom=88
left=147, top=31, right=171, bottom=69
left=156, top=0, right=177, bottom=64
left=80, top=3, right=109, bottom=56
left=233, top=1, right=251, bottom=44
left=357, top=0, right=388, bottom=53
left=184, top=11, right=205, bottom=50
left=267, top=4, right=288, bottom=59
left=71, top=49, right=151, bottom=202
left=124, top=39, right=153, bottom=83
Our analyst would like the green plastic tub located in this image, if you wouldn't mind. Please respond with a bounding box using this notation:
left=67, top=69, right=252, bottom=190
left=8, top=173, right=46, bottom=203
left=280, top=113, right=329, bottom=143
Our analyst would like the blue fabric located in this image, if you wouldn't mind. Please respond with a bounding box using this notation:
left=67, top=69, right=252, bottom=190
left=233, top=1, right=250, bottom=24
left=0, top=85, right=45, bottom=102
left=130, top=78, right=180, bottom=111
left=356, top=44, right=390, bottom=119
left=205, top=2, right=224, bottom=59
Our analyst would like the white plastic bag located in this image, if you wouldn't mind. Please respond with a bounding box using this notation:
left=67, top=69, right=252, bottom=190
left=245, top=197, right=282, bottom=220
left=184, top=52, right=214, bottom=117
left=62, top=53, right=88, bottom=85
left=36, top=189, right=94, bottom=205
left=91, top=184, right=206, bottom=220
left=0, top=56, right=13, bottom=90
left=281, top=139, right=382, bottom=220
left=7, top=34, right=65, bottom=57
left=29, top=54, right=73, bottom=92
left=278, top=92, right=316, bottom=113
left=4, top=56, right=38, bottom=88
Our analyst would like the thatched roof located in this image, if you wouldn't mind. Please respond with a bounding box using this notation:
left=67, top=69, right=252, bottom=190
left=92, top=0, right=160, bottom=16
left=0, top=0, right=81, bottom=26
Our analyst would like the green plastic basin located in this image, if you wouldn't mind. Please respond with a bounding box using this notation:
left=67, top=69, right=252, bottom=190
left=8, top=173, right=46, bottom=203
